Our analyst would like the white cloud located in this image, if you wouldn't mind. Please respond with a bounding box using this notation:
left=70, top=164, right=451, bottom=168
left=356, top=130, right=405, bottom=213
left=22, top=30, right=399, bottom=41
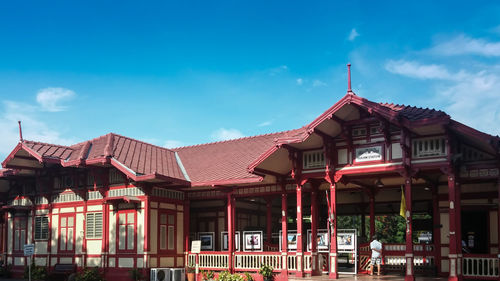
left=386, top=59, right=500, bottom=135
left=385, top=59, right=468, bottom=80
left=164, top=140, right=183, bottom=148
left=296, top=78, right=303, bottom=85
left=258, top=121, right=272, bottom=127
left=348, top=28, right=360, bottom=41
left=312, top=79, right=327, bottom=87
left=0, top=100, right=76, bottom=159
left=36, top=87, right=76, bottom=112
left=211, top=128, right=245, bottom=141
left=269, top=65, right=289, bottom=76
left=429, top=34, right=500, bottom=57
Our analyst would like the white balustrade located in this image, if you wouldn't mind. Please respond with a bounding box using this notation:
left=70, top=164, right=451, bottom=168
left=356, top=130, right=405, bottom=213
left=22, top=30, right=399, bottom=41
left=198, top=253, right=229, bottom=269
left=234, top=254, right=282, bottom=270
left=287, top=255, right=297, bottom=271
left=463, top=256, right=499, bottom=278
left=303, top=255, right=312, bottom=271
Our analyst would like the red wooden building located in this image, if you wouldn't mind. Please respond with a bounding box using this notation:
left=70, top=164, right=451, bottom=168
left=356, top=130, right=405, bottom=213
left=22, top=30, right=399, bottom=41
left=1, top=68, right=499, bottom=281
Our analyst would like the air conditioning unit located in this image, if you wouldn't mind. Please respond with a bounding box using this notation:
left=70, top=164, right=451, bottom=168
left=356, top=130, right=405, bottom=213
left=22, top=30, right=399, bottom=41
left=171, top=268, right=186, bottom=281
left=151, top=268, right=172, bottom=281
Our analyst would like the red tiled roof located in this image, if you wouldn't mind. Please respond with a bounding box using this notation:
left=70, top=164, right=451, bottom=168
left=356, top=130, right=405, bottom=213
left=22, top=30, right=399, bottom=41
left=23, top=141, right=74, bottom=160
left=378, top=103, right=448, bottom=121
left=174, top=129, right=304, bottom=186
left=4, top=133, right=188, bottom=184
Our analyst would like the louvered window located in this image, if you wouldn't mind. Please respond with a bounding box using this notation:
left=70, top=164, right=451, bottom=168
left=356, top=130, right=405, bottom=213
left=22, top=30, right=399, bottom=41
left=34, top=216, right=49, bottom=240
left=86, top=213, right=103, bottom=238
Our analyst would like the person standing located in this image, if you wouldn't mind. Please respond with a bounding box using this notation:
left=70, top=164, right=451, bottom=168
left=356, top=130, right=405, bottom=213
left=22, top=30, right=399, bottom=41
left=370, top=235, right=382, bottom=276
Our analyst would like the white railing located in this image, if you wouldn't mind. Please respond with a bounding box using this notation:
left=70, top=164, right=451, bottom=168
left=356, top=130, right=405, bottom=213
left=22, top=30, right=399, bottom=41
left=384, top=244, right=433, bottom=252
left=198, top=253, right=230, bottom=269
left=188, top=254, right=196, bottom=267
left=303, top=254, right=312, bottom=271
left=384, top=256, right=434, bottom=266
left=412, top=137, right=446, bottom=158
left=463, top=256, right=499, bottom=278
left=234, top=253, right=282, bottom=270
left=287, top=255, right=297, bottom=271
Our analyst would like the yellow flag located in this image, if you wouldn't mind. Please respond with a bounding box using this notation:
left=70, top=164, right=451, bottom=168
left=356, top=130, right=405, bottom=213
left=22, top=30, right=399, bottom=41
left=400, top=186, right=406, bottom=218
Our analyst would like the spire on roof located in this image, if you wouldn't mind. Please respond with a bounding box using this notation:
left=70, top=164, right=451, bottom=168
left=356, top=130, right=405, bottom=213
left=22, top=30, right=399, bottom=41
left=18, top=121, right=23, bottom=143
left=347, top=63, right=354, bottom=95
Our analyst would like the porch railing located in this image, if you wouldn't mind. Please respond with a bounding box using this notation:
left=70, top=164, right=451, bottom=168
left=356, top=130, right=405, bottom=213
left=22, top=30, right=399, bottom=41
left=234, top=252, right=282, bottom=271
left=462, top=254, right=499, bottom=278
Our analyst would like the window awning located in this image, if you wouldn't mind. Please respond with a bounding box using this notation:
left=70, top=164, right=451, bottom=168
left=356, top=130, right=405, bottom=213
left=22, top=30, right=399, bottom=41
left=104, top=195, right=141, bottom=205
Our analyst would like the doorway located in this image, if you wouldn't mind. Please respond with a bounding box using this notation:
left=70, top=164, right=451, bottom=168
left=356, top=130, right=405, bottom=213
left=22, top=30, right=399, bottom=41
left=461, top=210, right=488, bottom=254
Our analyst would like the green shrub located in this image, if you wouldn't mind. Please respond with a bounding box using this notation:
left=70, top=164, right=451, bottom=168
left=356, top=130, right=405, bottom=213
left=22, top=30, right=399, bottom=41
left=129, top=268, right=145, bottom=281
left=201, top=270, right=215, bottom=281
left=75, top=267, right=104, bottom=281
left=24, top=261, right=48, bottom=281
left=258, top=264, right=273, bottom=279
left=244, top=272, right=253, bottom=281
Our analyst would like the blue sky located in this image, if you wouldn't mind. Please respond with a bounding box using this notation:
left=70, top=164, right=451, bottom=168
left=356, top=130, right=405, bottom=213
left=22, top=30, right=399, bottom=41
left=1, top=0, right=500, bottom=159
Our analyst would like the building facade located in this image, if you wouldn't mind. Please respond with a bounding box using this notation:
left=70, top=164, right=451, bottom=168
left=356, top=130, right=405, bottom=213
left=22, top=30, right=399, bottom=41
left=1, top=87, right=499, bottom=281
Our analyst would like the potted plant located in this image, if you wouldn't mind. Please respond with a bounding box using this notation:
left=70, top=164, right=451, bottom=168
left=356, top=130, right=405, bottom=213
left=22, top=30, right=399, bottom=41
left=186, top=267, right=196, bottom=281
left=201, top=270, right=215, bottom=281
left=258, top=264, right=273, bottom=281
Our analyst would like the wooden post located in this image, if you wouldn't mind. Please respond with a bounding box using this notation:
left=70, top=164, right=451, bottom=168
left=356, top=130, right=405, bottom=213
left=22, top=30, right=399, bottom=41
left=404, top=178, right=415, bottom=281
left=432, top=184, right=441, bottom=274
left=455, top=182, right=462, bottom=280
left=497, top=176, right=500, bottom=281
left=296, top=183, right=304, bottom=277
left=184, top=201, right=190, bottom=267
left=329, top=183, right=338, bottom=279
left=311, top=184, right=319, bottom=275
left=266, top=198, right=272, bottom=243
left=369, top=191, right=375, bottom=239
left=448, top=173, right=459, bottom=281
left=281, top=189, right=288, bottom=275
left=227, top=192, right=235, bottom=273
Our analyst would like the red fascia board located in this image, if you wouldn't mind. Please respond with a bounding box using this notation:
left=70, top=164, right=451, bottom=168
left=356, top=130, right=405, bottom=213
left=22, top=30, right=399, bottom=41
left=135, top=173, right=190, bottom=186
left=190, top=177, right=263, bottom=187
left=449, top=120, right=496, bottom=143
left=1, top=143, right=44, bottom=168
left=248, top=145, right=280, bottom=172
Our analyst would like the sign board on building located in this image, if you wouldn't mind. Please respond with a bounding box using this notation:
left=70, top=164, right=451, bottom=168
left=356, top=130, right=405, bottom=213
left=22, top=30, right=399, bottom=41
left=24, top=244, right=34, bottom=256
left=191, top=240, right=201, bottom=254
left=355, top=146, right=383, bottom=162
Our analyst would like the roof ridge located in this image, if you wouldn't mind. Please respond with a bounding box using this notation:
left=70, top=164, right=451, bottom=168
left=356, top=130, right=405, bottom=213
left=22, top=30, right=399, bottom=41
left=70, top=132, right=177, bottom=154
left=23, top=140, right=74, bottom=150
left=378, top=102, right=445, bottom=113
left=173, top=128, right=303, bottom=150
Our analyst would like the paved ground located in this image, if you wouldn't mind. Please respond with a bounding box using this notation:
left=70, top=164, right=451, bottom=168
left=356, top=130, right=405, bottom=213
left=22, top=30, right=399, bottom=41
left=289, top=274, right=447, bottom=281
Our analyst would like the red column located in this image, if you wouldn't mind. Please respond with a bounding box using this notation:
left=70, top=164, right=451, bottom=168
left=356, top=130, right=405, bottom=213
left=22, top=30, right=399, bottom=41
left=369, top=192, right=375, bottom=239
left=497, top=176, right=500, bottom=281
left=266, top=198, right=272, bottom=243
left=455, top=182, right=462, bottom=280
left=281, top=191, right=288, bottom=275
left=404, top=178, right=415, bottom=281
left=311, top=186, right=319, bottom=275
left=329, top=183, right=338, bottom=279
left=296, top=183, right=304, bottom=277
left=432, top=185, right=441, bottom=274
left=448, top=173, right=458, bottom=281
left=227, top=193, right=235, bottom=273
left=184, top=201, right=190, bottom=267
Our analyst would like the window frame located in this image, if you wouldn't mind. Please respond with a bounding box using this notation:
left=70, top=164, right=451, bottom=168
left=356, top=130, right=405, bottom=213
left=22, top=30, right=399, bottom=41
left=158, top=210, right=176, bottom=253
left=86, top=212, right=103, bottom=239
left=58, top=213, right=76, bottom=253
left=116, top=209, right=136, bottom=253
left=34, top=216, right=49, bottom=240
left=13, top=216, right=27, bottom=253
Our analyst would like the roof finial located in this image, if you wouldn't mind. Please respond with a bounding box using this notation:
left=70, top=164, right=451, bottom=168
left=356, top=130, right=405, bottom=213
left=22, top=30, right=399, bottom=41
left=18, top=120, right=23, bottom=142
left=347, top=63, right=352, bottom=94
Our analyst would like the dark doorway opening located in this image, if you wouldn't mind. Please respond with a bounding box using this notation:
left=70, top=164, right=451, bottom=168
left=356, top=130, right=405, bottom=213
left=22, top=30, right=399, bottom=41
left=461, top=210, right=488, bottom=254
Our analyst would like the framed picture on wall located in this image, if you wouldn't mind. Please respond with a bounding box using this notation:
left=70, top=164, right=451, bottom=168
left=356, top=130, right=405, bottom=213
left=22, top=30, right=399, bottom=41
left=306, top=229, right=329, bottom=252
left=279, top=230, right=298, bottom=251
left=221, top=231, right=240, bottom=251
left=198, top=232, right=215, bottom=251
left=337, top=232, right=355, bottom=250
left=243, top=231, right=263, bottom=252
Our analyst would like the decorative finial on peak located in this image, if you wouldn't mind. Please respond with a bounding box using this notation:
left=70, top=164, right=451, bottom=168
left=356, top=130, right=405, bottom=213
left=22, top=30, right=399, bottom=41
left=18, top=121, right=23, bottom=143
left=347, top=63, right=352, bottom=94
